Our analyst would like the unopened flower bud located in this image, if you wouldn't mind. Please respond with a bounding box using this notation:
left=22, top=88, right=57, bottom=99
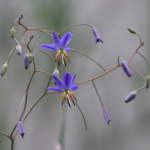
left=102, top=107, right=111, bottom=124
left=1, top=62, right=8, bottom=76
left=17, top=121, right=26, bottom=138
left=28, top=53, right=33, bottom=63
left=121, top=61, right=133, bottom=77
left=146, top=75, right=150, bottom=89
left=127, top=27, right=136, bottom=34
left=124, top=91, right=137, bottom=103
left=53, top=68, right=60, bottom=85
left=92, top=27, right=103, bottom=44
left=16, top=45, right=22, bottom=55
left=10, top=27, right=16, bottom=38
left=24, top=54, right=29, bottom=69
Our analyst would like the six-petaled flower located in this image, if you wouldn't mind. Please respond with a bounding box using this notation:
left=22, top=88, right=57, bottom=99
left=41, top=31, right=72, bottom=66
left=47, top=72, right=79, bottom=107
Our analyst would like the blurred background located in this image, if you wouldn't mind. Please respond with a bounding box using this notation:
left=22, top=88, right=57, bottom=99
left=0, top=0, right=150, bottom=150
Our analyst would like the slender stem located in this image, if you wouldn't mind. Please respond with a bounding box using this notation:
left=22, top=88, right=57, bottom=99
left=76, top=65, right=119, bottom=85
left=128, top=64, right=146, bottom=92
left=13, top=17, right=19, bottom=27
left=136, top=52, right=150, bottom=73
left=11, top=139, right=14, bottom=150
left=136, top=33, right=142, bottom=45
left=71, top=49, right=105, bottom=71
left=14, top=38, right=20, bottom=45
left=92, top=80, right=104, bottom=107
left=35, top=70, right=53, bottom=76
left=33, top=51, right=56, bottom=66
left=0, top=131, right=9, bottom=138
left=59, top=24, right=93, bottom=35
left=75, top=101, right=87, bottom=130
left=7, top=48, right=16, bottom=63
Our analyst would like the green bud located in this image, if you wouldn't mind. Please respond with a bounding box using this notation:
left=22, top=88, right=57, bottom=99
left=1, top=62, right=8, bottom=76
left=16, top=45, right=22, bottom=55
left=127, top=27, right=136, bottom=34
left=28, top=53, right=33, bottom=63
left=10, top=27, right=16, bottom=38
left=146, top=75, right=150, bottom=89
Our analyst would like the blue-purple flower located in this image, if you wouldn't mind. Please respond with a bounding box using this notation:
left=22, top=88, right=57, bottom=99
left=41, top=31, right=72, bottom=66
left=124, top=91, right=137, bottom=103
left=17, top=121, right=26, bottom=138
left=102, top=107, right=111, bottom=124
left=92, top=28, right=103, bottom=44
left=121, top=61, right=133, bottom=77
left=47, top=72, right=79, bottom=107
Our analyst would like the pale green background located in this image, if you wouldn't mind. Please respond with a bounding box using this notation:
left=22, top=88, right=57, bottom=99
left=0, top=0, right=150, bottom=150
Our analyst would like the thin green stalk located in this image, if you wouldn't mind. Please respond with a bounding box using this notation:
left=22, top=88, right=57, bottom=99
left=59, top=24, right=93, bottom=35
left=136, top=33, right=142, bottom=45
left=128, top=64, right=146, bottom=92
left=75, top=101, right=87, bottom=130
left=14, top=38, right=19, bottom=45
left=35, top=70, right=53, bottom=76
left=71, top=49, right=105, bottom=71
left=136, top=52, right=150, bottom=73
left=7, top=47, right=16, bottom=63
left=92, top=80, right=104, bottom=107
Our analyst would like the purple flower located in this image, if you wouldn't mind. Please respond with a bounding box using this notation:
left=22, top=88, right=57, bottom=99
left=124, top=91, right=137, bottom=103
left=17, top=121, right=26, bottom=138
left=92, top=28, right=103, bottom=44
left=41, top=31, right=72, bottom=66
left=47, top=72, right=79, bottom=107
left=121, top=61, right=133, bottom=77
left=102, top=107, right=111, bottom=124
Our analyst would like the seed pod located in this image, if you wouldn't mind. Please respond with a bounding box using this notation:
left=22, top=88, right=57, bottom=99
left=28, top=53, right=33, bottom=63
left=10, top=27, right=16, bottom=38
left=16, top=45, right=22, bottom=55
left=1, top=62, right=8, bottom=76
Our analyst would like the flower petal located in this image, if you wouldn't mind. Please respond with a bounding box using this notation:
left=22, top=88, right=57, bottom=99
left=65, top=47, right=71, bottom=52
left=47, top=87, right=63, bottom=93
left=60, top=32, right=72, bottom=49
left=72, top=73, right=77, bottom=86
left=53, top=75, right=64, bottom=90
left=71, top=85, right=79, bottom=91
left=52, top=31, right=60, bottom=48
left=41, top=44, right=58, bottom=51
left=62, top=72, right=72, bottom=90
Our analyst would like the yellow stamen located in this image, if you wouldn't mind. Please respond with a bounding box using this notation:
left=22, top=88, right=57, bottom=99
left=64, top=51, right=70, bottom=62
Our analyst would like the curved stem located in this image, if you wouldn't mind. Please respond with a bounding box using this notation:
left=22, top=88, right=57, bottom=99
left=59, top=24, right=93, bottom=35
left=136, top=33, right=142, bottom=45
left=92, top=80, right=104, bottom=107
left=71, top=49, right=105, bottom=71
left=128, top=64, right=146, bottom=92
left=76, top=65, right=119, bottom=85
left=33, top=51, right=56, bottom=67
left=14, top=38, right=20, bottom=45
left=75, top=101, right=87, bottom=130
left=7, top=48, right=16, bottom=63
left=136, top=52, right=150, bottom=73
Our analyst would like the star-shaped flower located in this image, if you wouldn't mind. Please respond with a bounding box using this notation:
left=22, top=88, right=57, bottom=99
left=47, top=72, right=79, bottom=107
left=41, top=31, right=72, bottom=66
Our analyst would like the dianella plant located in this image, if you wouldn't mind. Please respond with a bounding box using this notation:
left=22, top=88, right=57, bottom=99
left=0, top=15, right=149, bottom=150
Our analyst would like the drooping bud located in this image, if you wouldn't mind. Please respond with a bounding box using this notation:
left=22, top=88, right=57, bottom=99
left=92, top=27, right=104, bottom=44
left=102, top=107, right=111, bottom=124
left=127, top=27, right=136, bottom=34
left=10, top=27, right=16, bottom=38
left=1, top=62, right=8, bottom=76
left=53, top=68, right=60, bottom=85
left=121, top=61, right=133, bottom=77
left=17, top=121, right=26, bottom=139
left=24, top=54, right=29, bottom=69
left=28, top=53, right=33, bottom=63
left=16, top=45, right=22, bottom=55
left=146, top=75, right=150, bottom=89
left=124, top=91, right=137, bottom=103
